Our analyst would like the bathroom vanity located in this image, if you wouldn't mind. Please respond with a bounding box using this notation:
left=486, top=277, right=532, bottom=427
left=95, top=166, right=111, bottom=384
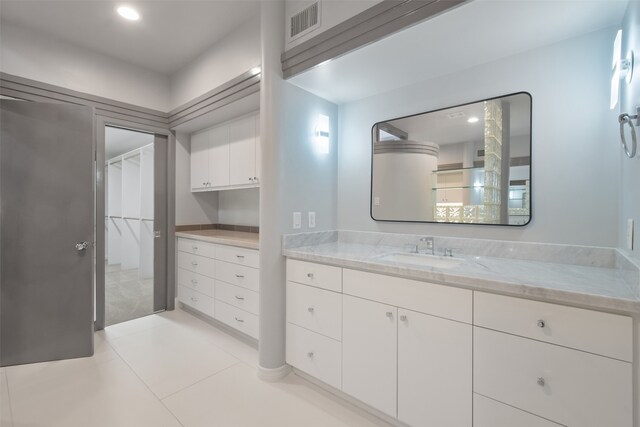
left=176, top=230, right=260, bottom=340
left=283, top=231, right=640, bottom=427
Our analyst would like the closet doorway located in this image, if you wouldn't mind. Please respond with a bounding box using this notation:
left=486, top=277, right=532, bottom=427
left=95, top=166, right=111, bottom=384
left=102, top=125, right=168, bottom=327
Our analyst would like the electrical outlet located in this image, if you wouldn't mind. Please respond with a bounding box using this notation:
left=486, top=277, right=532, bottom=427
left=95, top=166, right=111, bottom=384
left=308, top=211, right=316, bottom=228
left=293, top=212, right=302, bottom=229
left=627, top=219, right=634, bottom=250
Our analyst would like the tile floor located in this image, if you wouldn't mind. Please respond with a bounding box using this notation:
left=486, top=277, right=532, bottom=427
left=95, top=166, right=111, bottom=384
left=0, top=307, right=391, bottom=427
left=106, top=264, right=154, bottom=326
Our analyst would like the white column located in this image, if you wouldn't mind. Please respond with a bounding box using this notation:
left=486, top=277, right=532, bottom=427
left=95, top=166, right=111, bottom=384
left=258, top=0, right=289, bottom=380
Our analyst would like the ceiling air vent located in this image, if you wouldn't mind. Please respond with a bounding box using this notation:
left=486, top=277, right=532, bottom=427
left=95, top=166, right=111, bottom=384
left=290, top=2, right=320, bottom=41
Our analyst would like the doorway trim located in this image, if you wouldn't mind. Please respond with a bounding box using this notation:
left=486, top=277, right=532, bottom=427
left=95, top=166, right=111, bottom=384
left=95, top=116, right=176, bottom=331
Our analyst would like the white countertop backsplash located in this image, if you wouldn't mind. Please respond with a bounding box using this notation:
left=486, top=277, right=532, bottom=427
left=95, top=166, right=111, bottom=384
left=282, top=230, right=640, bottom=314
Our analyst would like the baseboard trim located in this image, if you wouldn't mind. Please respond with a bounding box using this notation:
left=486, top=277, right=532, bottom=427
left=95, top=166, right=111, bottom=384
left=257, top=364, right=292, bottom=382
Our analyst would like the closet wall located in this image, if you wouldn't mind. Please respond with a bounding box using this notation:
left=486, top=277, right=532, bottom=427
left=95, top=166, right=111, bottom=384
left=106, top=144, right=154, bottom=279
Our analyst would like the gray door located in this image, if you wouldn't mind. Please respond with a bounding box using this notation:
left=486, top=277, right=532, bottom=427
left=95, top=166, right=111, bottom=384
left=153, top=134, right=168, bottom=312
left=1, top=100, right=95, bottom=366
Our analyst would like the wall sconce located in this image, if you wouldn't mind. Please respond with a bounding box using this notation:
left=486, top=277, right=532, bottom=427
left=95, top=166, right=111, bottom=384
left=314, top=114, right=330, bottom=154
left=610, top=29, right=634, bottom=109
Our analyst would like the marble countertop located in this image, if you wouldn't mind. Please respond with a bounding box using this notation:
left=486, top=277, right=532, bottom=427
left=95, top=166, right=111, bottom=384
left=176, top=230, right=259, bottom=250
left=283, top=240, right=640, bottom=314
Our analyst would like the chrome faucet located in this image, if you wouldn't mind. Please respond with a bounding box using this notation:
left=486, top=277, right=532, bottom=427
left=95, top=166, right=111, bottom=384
left=419, top=237, right=435, bottom=255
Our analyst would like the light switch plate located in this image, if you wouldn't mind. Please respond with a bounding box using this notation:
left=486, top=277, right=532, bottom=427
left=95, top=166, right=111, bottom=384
left=308, top=211, right=316, bottom=228
left=293, top=212, right=302, bottom=229
left=627, top=218, right=634, bottom=250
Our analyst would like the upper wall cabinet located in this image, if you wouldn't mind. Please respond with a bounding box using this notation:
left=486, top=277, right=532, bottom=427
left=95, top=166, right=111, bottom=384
left=190, top=112, right=260, bottom=192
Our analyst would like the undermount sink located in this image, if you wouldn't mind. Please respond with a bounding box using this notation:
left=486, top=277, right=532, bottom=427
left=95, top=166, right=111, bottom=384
left=376, top=252, right=465, bottom=269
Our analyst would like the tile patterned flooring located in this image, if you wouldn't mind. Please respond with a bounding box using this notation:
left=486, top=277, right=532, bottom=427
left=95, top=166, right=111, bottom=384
left=0, top=307, right=391, bottom=427
left=105, top=264, right=154, bottom=327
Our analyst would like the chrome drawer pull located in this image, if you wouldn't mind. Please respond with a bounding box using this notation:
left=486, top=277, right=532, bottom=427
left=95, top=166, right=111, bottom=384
left=537, top=320, right=546, bottom=328
left=191, top=279, right=198, bottom=284
left=191, top=261, right=198, bottom=266
left=307, top=307, right=314, bottom=313
left=236, top=255, right=245, bottom=259
left=235, top=274, right=245, bottom=278
left=190, top=297, right=199, bottom=303
left=192, top=245, right=198, bottom=250
left=537, top=377, right=545, bottom=387
left=386, top=311, right=393, bottom=318
left=234, top=317, right=244, bottom=323
left=235, top=296, right=245, bottom=301
left=307, top=352, right=314, bottom=358
left=306, top=273, right=314, bottom=278
left=399, top=315, right=407, bottom=322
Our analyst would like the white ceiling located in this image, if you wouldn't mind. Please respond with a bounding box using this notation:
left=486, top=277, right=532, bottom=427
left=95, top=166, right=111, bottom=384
left=0, top=0, right=260, bottom=75
left=289, top=0, right=629, bottom=104
left=106, top=126, right=154, bottom=159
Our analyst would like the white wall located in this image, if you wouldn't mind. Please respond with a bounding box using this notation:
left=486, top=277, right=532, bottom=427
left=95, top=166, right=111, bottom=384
left=280, top=81, right=339, bottom=233
left=218, top=189, right=260, bottom=227
left=338, top=28, right=620, bottom=247
left=619, top=0, right=640, bottom=258
left=285, top=0, right=381, bottom=49
left=169, top=17, right=261, bottom=109
left=174, top=132, right=219, bottom=225
left=0, top=21, right=170, bottom=111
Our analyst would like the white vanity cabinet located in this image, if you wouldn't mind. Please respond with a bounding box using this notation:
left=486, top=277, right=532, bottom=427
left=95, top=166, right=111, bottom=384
left=285, top=259, right=473, bottom=426
left=177, top=237, right=260, bottom=339
left=190, top=112, right=260, bottom=192
left=284, top=257, right=634, bottom=427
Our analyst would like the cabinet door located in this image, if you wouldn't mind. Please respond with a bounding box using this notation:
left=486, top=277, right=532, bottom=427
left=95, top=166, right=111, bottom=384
left=398, top=309, right=472, bottom=427
left=229, top=115, right=256, bottom=186
left=208, top=125, right=230, bottom=187
left=342, top=295, right=397, bottom=417
left=190, top=131, right=209, bottom=191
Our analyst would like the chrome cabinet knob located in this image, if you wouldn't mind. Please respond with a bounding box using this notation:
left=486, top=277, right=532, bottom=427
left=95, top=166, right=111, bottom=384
left=399, top=315, right=407, bottom=322
left=75, top=241, right=89, bottom=251
left=537, top=377, right=545, bottom=387
left=202, top=182, right=206, bottom=186
left=386, top=311, right=393, bottom=318
left=307, top=352, right=314, bottom=358
left=537, top=320, right=546, bottom=328
left=307, top=307, right=314, bottom=313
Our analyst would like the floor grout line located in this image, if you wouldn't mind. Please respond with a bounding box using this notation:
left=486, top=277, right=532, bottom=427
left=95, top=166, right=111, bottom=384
left=106, top=327, right=186, bottom=427
left=160, top=361, right=242, bottom=402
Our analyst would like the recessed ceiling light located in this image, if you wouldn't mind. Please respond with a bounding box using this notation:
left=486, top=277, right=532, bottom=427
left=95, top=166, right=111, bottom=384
left=467, top=117, right=479, bottom=123
left=117, top=6, right=140, bottom=21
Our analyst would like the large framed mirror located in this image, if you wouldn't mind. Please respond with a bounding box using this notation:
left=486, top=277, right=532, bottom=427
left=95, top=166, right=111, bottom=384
left=371, top=92, right=532, bottom=226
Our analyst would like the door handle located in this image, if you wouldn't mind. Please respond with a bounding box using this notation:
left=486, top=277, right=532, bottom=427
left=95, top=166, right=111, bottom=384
left=75, top=241, right=89, bottom=251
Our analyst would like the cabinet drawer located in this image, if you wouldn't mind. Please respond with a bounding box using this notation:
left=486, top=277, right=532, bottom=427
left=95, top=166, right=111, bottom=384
left=286, top=281, right=341, bottom=341
left=343, top=269, right=471, bottom=323
left=474, top=327, right=632, bottom=427
left=177, top=237, right=216, bottom=259
left=215, top=260, right=259, bottom=292
left=177, top=252, right=215, bottom=278
left=474, top=292, right=632, bottom=361
left=177, top=268, right=214, bottom=297
left=286, top=323, right=341, bottom=390
left=215, top=245, right=259, bottom=268
left=215, top=281, right=259, bottom=315
left=286, top=259, right=342, bottom=292
left=474, top=394, right=563, bottom=427
left=178, top=285, right=214, bottom=318
left=214, top=300, right=259, bottom=339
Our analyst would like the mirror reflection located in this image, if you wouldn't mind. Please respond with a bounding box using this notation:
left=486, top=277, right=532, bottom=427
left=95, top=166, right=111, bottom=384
left=371, top=92, right=532, bottom=226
